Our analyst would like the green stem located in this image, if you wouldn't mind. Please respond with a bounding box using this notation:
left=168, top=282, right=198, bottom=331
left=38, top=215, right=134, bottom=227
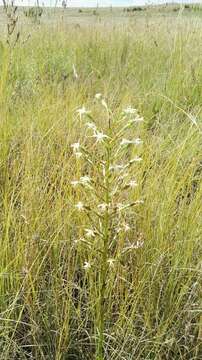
left=97, top=143, right=111, bottom=360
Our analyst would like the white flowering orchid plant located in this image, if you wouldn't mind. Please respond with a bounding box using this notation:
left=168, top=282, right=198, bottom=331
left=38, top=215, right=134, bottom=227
left=70, top=95, right=144, bottom=358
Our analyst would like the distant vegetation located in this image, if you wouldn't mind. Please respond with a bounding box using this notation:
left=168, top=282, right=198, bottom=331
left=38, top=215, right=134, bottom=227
left=124, top=6, right=145, bottom=13
left=123, top=4, right=202, bottom=14
left=171, top=4, right=202, bottom=12
left=185, top=4, right=202, bottom=11
left=24, top=6, right=43, bottom=21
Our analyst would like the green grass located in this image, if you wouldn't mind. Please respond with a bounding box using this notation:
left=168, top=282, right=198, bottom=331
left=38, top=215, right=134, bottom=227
left=0, top=7, right=201, bottom=360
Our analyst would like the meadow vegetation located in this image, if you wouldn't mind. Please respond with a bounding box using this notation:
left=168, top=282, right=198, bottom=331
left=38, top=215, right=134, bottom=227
left=0, top=4, right=201, bottom=359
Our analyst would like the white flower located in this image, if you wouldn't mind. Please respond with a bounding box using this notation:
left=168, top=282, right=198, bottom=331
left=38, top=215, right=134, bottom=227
left=189, top=114, right=197, bottom=126
left=71, top=177, right=91, bottom=187
left=120, top=138, right=143, bottom=146
left=86, top=122, right=97, bottom=131
left=92, top=131, right=109, bottom=143
left=134, top=240, right=144, bottom=249
left=75, top=152, right=82, bottom=159
left=80, top=176, right=91, bottom=185
left=95, top=93, right=102, bottom=100
left=71, top=142, right=80, bottom=152
left=123, top=223, right=131, bottom=232
left=71, top=143, right=83, bottom=159
left=84, top=261, right=91, bottom=270
left=123, top=106, right=137, bottom=115
left=124, top=240, right=144, bottom=252
left=107, top=258, right=115, bottom=267
left=116, top=223, right=130, bottom=233
left=133, top=138, right=143, bottom=145
left=71, top=180, right=80, bottom=187
left=128, top=180, right=138, bottom=188
left=75, top=202, right=85, bottom=211
left=76, top=106, right=90, bottom=118
left=85, top=228, right=95, bottom=238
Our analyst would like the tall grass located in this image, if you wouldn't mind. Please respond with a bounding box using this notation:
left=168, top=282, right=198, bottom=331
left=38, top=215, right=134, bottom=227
left=0, top=10, right=201, bottom=359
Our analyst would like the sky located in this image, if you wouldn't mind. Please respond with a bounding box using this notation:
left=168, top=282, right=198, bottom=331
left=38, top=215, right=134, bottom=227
left=1, top=0, right=202, bottom=7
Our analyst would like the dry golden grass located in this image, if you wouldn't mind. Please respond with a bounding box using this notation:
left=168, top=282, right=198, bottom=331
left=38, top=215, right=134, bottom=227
left=0, top=6, right=201, bottom=360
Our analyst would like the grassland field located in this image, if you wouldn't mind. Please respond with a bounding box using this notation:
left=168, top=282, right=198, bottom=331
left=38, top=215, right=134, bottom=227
left=0, top=4, right=201, bottom=360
